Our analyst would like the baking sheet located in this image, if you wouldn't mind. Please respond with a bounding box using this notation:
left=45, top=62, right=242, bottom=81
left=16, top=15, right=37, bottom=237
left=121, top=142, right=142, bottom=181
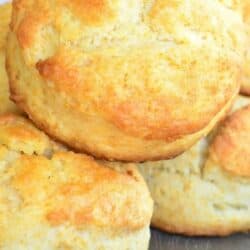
left=150, top=229, right=250, bottom=250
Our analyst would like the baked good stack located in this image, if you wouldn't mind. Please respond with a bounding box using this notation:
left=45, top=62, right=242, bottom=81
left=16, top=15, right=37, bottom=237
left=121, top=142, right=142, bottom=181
left=7, top=0, right=243, bottom=161
left=1, top=0, right=250, bottom=248
left=0, top=3, right=153, bottom=250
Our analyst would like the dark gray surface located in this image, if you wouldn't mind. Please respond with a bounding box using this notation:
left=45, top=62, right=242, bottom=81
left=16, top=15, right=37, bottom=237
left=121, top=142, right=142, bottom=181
left=150, top=229, right=250, bottom=250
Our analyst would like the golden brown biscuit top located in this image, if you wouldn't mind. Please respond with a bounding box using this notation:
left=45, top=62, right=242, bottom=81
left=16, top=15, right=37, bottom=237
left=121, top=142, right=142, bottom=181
left=12, top=0, right=246, bottom=48
left=211, top=105, right=250, bottom=177
left=11, top=0, right=244, bottom=141
left=0, top=114, right=152, bottom=230
left=35, top=44, right=239, bottom=142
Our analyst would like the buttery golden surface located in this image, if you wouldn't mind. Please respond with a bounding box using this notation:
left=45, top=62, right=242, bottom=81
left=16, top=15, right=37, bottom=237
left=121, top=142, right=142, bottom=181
left=211, top=105, right=250, bottom=177
left=0, top=114, right=152, bottom=249
left=7, top=0, right=244, bottom=161
left=0, top=3, right=20, bottom=115
left=138, top=96, right=250, bottom=236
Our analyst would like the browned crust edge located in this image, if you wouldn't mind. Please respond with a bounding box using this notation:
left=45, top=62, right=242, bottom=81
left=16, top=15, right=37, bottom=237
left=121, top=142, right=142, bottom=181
left=6, top=56, right=237, bottom=162
left=5, top=33, right=238, bottom=162
left=240, top=86, right=250, bottom=96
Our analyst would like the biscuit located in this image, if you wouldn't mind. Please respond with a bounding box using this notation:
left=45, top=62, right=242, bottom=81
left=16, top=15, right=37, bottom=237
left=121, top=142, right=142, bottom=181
left=138, top=96, right=250, bottom=236
left=6, top=0, right=245, bottom=161
left=0, top=113, right=153, bottom=249
left=0, top=3, right=20, bottom=115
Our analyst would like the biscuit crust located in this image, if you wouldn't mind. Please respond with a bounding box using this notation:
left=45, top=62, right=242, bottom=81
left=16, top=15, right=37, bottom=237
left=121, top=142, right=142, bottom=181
left=138, top=96, right=250, bottom=236
left=211, top=105, right=250, bottom=177
left=0, top=114, right=153, bottom=249
left=7, top=0, right=244, bottom=161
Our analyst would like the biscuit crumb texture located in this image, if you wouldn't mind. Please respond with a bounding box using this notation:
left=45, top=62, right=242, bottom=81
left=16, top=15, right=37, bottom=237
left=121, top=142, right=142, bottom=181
left=0, top=114, right=152, bottom=249
left=7, top=0, right=244, bottom=161
left=138, top=97, right=250, bottom=236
